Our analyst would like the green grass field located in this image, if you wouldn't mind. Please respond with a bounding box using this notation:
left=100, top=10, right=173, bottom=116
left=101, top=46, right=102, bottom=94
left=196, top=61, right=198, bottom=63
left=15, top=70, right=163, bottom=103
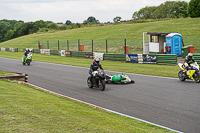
left=0, top=80, right=175, bottom=133
left=0, top=70, right=13, bottom=76
left=0, top=18, right=200, bottom=53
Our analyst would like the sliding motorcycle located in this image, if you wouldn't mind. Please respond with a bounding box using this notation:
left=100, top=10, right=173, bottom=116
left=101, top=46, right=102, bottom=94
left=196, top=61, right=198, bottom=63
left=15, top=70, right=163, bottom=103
left=105, top=73, right=135, bottom=84
left=178, top=62, right=200, bottom=83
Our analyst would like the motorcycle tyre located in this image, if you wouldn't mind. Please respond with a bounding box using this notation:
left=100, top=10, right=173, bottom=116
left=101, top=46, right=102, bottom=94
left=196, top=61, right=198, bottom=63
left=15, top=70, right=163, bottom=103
left=87, top=77, right=93, bottom=88
left=22, top=62, right=25, bottom=65
left=178, top=70, right=186, bottom=81
left=99, top=79, right=105, bottom=91
left=193, top=72, right=200, bottom=83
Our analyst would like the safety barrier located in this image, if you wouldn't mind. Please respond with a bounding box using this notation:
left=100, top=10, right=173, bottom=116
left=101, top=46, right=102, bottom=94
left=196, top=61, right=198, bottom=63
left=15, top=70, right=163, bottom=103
left=70, top=51, right=86, bottom=58
left=156, top=54, right=177, bottom=65
left=0, top=73, right=28, bottom=82
left=193, top=53, right=200, bottom=64
left=50, top=50, right=59, bottom=55
left=33, top=49, right=40, bottom=53
left=104, top=53, right=125, bottom=61
left=1, top=48, right=18, bottom=52
left=1, top=48, right=181, bottom=65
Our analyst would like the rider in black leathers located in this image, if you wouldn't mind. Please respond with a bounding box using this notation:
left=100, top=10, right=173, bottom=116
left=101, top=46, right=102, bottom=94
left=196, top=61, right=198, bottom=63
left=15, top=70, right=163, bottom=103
left=23, top=49, right=30, bottom=62
left=183, top=53, right=196, bottom=73
left=89, top=58, right=103, bottom=85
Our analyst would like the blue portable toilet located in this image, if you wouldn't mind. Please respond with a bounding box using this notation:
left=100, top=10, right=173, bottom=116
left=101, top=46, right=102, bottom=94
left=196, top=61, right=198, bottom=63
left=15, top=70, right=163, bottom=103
left=165, top=33, right=182, bottom=56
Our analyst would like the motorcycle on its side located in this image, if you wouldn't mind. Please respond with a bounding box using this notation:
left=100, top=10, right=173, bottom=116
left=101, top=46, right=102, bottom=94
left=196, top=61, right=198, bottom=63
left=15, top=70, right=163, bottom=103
left=178, top=62, right=200, bottom=83
left=105, top=73, right=135, bottom=84
left=87, top=69, right=106, bottom=91
left=22, top=52, right=32, bottom=66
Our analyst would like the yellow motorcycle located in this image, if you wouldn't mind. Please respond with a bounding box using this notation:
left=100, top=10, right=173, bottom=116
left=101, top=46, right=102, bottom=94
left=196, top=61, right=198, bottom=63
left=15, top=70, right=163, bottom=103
left=178, top=62, right=200, bottom=83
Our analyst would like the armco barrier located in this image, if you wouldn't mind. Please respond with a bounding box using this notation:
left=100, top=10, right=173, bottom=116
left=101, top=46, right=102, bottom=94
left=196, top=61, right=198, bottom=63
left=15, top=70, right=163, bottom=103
left=104, top=53, right=125, bottom=61
left=1, top=48, right=18, bottom=52
left=1, top=48, right=182, bottom=65
left=9, top=48, right=18, bottom=52
left=71, top=51, right=86, bottom=58
left=50, top=50, right=59, bottom=55
left=193, top=53, right=200, bottom=64
left=0, top=73, right=28, bottom=82
left=1, top=48, right=5, bottom=51
left=156, top=54, right=177, bottom=65
left=5, top=48, right=9, bottom=51
left=33, top=49, right=40, bottom=53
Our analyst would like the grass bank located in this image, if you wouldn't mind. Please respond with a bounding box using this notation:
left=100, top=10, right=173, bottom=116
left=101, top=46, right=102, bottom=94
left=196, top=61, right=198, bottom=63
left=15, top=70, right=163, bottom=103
left=0, top=51, right=180, bottom=78
left=0, top=70, right=13, bottom=76
left=0, top=80, right=174, bottom=133
left=0, top=18, right=200, bottom=53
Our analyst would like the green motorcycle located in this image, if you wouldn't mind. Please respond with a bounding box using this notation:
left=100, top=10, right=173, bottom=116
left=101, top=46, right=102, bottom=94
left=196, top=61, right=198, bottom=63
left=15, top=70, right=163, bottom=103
left=22, top=53, right=32, bottom=66
left=105, top=73, right=135, bottom=84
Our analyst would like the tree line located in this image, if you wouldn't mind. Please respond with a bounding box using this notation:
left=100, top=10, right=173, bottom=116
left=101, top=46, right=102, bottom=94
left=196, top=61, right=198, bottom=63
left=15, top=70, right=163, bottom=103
left=0, top=0, right=199, bottom=43
left=0, top=17, right=103, bottom=43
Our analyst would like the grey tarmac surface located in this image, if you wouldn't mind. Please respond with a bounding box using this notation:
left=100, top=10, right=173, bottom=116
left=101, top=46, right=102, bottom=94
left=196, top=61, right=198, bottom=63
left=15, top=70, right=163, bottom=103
left=1, top=57, right=200, bottom=133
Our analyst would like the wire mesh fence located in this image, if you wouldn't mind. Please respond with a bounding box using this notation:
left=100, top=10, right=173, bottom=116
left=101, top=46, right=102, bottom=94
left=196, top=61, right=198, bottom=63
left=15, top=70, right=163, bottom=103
left=39, top=39, right=143, bottom=54
left=39, top=38, right=200, bottom=54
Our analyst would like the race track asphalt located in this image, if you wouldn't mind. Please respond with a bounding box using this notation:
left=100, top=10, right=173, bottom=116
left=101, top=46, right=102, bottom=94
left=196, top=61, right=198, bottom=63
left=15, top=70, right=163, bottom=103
left=1, top=57, right=200, bottom=133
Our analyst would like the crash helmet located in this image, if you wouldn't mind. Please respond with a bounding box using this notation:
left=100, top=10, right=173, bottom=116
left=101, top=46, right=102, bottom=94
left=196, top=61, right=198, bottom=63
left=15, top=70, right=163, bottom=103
left=94, top=57, right=100, bottom=64
left=188, top=53, right=193, bottom=58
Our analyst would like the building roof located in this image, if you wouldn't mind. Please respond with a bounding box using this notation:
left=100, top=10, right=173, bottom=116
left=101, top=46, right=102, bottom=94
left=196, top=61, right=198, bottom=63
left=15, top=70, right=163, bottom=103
left=147, top=32, right=171, bottom=36
left=166, top=33, right=182, bottom=37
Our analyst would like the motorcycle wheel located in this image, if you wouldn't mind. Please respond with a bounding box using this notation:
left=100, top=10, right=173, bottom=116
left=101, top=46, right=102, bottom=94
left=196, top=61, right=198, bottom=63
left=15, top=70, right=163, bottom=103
left=178, top=70, right=186, bottom=81
left=22, top=62, right=25, bottom=65
left=87, top=77, right=93, bottom=88
left=27, top=60, right=30, bottom=66
left=99, top=79, right=105, bottom=91
left=193, top=72, right=200, bottom=83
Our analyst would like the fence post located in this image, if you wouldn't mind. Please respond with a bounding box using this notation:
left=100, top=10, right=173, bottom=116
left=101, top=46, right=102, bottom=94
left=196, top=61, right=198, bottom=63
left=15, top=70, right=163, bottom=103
left=78, top=40, right=80, bottom=51
left=47, top=40, right=49, bottom=49
left=38, top=41, right=40, bottom=49
left=92, top=39, right=93, bottom=53
left=124, top=38, right=126, bottom=54
left=67, top=40, right=69, bottom=50
left=106, top=39, right=108, bottom=53
left=58, top=40, right=60, bottom=50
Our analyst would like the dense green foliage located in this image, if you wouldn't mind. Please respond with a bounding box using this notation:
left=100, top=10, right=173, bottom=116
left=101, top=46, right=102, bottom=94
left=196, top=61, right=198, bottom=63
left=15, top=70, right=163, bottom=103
left=132, top=1, right=189, bottom=19
left=0, top=20, right=59, bottom=43
left=83, top=16, right=100, bottom=25
left=188, top=0, right=200, bottom=18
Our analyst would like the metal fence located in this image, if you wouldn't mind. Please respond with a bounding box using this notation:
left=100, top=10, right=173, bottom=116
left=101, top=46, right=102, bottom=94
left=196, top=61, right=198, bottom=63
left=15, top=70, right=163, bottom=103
left=39, top=39, right=143, bottom=54
left=38, top=38, right=200, bottom=54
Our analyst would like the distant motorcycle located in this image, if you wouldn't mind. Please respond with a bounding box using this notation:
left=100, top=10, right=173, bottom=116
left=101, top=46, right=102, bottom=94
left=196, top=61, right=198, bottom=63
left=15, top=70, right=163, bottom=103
left=105, top=73, right=135, bottom=84
left=87, top=69, right=106, bottom=91
left=178, top=62, right=200, bottom=83
left=22, top=52, right=32, bottom=66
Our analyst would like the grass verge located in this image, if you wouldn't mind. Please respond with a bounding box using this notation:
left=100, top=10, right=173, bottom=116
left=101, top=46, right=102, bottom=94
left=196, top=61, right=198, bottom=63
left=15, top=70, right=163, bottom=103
left=0, top=51, right=180, bottom=78
left=0, top=80, right=175, bottom=132
left=0, top=70, right=14, bottom=76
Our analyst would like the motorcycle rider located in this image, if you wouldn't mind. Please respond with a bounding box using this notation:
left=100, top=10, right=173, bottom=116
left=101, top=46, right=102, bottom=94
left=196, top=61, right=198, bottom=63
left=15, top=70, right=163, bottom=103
left=23, top=49, right=30, bottom=62
left=183, top=53, right=196, bottom=73
left=89, top=57, right=104, bottom=86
